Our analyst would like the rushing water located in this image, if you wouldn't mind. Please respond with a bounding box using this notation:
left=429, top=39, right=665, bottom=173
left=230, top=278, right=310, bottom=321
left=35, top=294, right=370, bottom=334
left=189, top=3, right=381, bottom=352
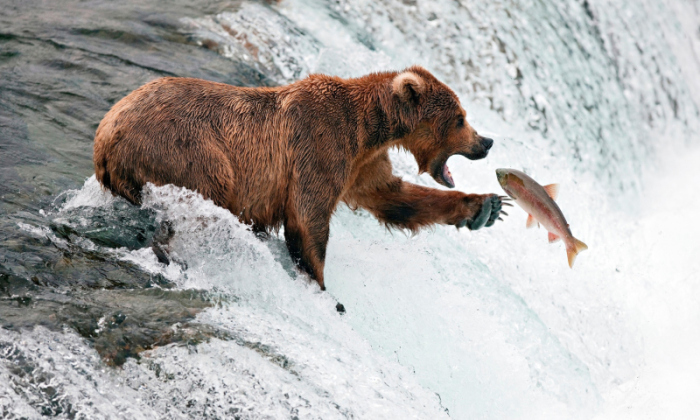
left=1, top=0, right=700, bottom=418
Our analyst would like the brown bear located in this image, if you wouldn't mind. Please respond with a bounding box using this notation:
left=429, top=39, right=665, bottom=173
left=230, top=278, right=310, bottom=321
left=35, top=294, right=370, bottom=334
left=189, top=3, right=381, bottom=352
left=93, top=66, right=506, bottom=290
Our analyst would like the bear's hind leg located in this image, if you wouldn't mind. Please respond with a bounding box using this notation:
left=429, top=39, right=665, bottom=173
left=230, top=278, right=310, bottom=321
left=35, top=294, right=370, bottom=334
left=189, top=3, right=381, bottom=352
left=283, top=207, right=331, bottom=291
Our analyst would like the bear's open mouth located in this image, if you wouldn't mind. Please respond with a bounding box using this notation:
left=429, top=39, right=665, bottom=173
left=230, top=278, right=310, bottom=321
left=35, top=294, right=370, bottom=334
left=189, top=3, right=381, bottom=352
left=440, top=161, right=455, bottom=188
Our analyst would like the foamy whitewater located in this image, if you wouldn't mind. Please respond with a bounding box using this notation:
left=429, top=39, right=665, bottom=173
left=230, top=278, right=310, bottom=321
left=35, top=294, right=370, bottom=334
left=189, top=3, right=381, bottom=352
left=2, top=0, right=700, bottom=418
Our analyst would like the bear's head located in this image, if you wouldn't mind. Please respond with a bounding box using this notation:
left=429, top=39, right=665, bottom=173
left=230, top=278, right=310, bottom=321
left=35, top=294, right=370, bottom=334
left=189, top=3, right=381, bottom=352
left=390, top=66, right=493, bottom=188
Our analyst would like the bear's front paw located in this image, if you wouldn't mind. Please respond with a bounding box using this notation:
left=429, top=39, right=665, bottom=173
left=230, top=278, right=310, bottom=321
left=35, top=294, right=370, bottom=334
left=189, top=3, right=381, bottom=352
left=456, top=194, right=510, bottom=230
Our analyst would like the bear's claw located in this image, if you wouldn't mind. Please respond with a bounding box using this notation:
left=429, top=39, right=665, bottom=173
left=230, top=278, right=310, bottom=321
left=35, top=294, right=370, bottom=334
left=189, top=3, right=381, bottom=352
left=467, top=194, right=506, bottom=230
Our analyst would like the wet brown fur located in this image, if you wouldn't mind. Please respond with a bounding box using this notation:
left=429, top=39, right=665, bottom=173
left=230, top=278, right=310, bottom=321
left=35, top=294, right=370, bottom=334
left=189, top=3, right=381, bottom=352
left=93, top=66, right=495, bottom=290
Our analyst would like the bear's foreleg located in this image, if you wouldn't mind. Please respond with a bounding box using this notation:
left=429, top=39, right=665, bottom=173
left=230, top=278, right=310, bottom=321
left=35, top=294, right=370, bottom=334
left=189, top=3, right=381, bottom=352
left=347, top=177, right=505, bottom=232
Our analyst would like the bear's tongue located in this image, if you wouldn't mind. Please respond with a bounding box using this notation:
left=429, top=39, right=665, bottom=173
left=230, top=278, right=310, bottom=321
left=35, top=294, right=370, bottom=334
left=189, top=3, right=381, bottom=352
left=442, top=163, right=455, bottom=188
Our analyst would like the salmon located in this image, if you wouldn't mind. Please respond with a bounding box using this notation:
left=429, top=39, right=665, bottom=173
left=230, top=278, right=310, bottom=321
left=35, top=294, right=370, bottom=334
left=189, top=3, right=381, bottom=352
left=496, top=168, right=588, bottom=268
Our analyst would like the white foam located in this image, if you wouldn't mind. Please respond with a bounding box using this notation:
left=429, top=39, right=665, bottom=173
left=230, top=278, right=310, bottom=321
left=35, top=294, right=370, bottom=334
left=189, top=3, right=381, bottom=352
left=59, top=176, right=116, bottom=211
left=0, top=328, right=160, bottom=420
left=592, top=147, right=700, bottom=419
left=177, top=0, right=700, bottom=417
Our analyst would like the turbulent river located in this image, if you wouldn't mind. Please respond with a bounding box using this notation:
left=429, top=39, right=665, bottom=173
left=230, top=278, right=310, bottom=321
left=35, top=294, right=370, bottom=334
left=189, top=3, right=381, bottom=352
left=1, top=0, right=700, bottom=418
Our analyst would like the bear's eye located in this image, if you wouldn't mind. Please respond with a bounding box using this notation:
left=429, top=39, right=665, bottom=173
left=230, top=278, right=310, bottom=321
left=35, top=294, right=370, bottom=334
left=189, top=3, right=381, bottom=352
left=456, top=118, right=465, bottom=128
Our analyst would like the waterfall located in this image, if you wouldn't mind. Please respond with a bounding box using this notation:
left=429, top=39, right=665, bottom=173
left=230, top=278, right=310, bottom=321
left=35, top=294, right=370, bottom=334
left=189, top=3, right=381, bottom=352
left=2, top=0, right=699, bottom=418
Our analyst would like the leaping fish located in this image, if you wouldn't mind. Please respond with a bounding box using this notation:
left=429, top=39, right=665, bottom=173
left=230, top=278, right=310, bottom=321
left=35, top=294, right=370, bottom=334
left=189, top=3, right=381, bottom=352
left=496, top=168, right=588, bottom=268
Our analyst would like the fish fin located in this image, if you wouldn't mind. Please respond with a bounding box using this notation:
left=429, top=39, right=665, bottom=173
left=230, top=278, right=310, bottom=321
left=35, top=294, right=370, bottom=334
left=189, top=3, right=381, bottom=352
left=548, top=232, right=560, bottom=243
left=526, top=214, right=536, bottom=229
left=566, top=237, right=588, bottom=268
left=543, top=183, right=560, bottom=200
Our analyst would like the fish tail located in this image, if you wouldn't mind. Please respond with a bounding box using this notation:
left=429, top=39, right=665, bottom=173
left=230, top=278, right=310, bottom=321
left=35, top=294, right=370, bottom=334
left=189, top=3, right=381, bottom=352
left=566, top=237, right=588, bottom=268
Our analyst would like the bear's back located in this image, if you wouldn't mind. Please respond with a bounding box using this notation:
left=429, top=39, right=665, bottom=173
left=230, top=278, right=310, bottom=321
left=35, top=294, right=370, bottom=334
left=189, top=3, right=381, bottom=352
left=93, top=77, right=290, bottom=226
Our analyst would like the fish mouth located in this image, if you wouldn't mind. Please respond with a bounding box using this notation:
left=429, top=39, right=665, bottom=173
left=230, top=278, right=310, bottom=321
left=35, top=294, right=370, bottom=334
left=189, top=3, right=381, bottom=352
left=495, top=168, right=519, bottom=200
left=496, top=168, right=507, bottom=187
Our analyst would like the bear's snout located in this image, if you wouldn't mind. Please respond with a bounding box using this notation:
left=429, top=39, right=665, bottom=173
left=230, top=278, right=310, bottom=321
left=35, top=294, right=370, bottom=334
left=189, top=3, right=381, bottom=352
left=480, top=136, right=494, bottom=151
left=461, top=135, right=493, bottom=160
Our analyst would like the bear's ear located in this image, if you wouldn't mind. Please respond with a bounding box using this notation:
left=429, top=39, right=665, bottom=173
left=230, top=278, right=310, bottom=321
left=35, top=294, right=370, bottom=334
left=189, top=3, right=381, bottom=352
left=392, top=72, right=425, bottom=104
